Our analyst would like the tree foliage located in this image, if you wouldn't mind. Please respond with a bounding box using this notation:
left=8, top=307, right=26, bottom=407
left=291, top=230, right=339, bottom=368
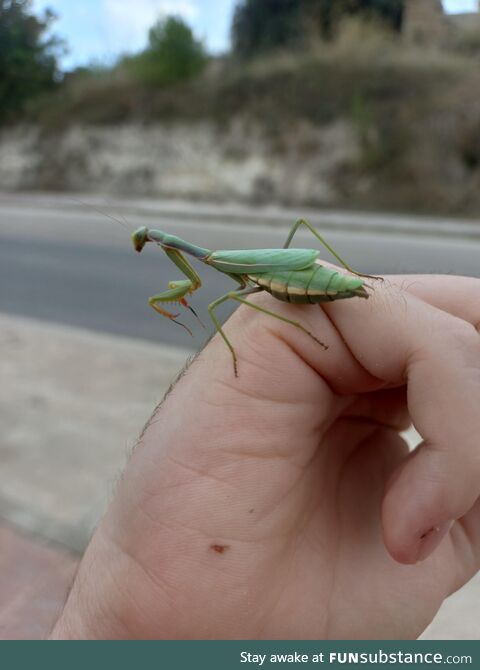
left=232, top=0, right=404, bottom=58
left=128, top=16, right=208, bottom=87
left=0, top=0, right=61, bottom=121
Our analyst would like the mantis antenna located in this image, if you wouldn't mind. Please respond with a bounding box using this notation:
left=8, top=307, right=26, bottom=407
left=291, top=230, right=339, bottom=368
left=69, top=198, right=132, bottom=233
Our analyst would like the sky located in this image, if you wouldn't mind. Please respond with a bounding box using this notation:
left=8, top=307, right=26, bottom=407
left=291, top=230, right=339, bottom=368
left=32, top=0, right=479, bottom=70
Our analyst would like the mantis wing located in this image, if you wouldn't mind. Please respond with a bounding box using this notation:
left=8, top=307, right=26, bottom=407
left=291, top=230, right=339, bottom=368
left=207, top=248, right=319, bottom=274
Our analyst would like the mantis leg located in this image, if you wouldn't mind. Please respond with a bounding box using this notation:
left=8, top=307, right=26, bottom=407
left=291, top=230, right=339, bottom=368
left=149, top=281, right=197, bottom=336
left=208, top=289, right=257, bottom=377
left=148, top=247, right=205, bottom=335
left=283, top=218, right=380, bottom=280
left=208, top=287, right=327, bottom=377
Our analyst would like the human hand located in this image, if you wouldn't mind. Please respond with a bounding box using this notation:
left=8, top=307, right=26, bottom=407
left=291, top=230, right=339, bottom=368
left=51, top=274, right=480, bottom=639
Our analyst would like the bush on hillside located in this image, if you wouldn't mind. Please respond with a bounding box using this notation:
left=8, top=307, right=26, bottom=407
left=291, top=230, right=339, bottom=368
left=126, top=16, right=208, bottom=87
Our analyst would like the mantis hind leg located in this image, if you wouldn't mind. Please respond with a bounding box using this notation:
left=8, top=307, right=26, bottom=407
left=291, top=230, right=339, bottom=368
left=283, top=218, right=381, bottom=281
left=208, top=287, right=327, bottom=377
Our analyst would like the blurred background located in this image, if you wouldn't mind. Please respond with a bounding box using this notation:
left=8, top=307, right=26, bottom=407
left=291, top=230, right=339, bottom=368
left=1, top=0, right=480, bottom=639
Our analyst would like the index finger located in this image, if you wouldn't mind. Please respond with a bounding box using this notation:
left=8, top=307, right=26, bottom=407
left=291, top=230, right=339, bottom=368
left=388, top=274, right=480, bottom=329
left=319, top=276, right=480, bottom=564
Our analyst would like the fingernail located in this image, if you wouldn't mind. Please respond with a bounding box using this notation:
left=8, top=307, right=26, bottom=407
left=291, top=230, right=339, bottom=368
left=415, top=521, right=453, bottom=563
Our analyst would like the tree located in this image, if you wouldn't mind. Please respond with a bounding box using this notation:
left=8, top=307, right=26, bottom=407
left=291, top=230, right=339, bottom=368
left=0, top=0, right=62, bottom=121
left=231, top=0, right=304, bottom=59
left=345, top=0, right=404, bottom=31
left=231, top=0, right=405, bottom=58
left=129, top=16, right=208, bottom=86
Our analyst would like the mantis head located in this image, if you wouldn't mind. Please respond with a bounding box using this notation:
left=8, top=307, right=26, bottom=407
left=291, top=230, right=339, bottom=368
left=132, top=226, right=149, bottom=252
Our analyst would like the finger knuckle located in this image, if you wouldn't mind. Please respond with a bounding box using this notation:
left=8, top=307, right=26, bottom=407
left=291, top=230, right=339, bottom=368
left=448, top=319, right=480, bottom=352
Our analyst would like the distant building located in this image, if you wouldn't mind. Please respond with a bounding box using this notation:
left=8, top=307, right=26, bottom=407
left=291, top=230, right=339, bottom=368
left=449, top=0, right=480, bottom=33
left=403, top=0, right=480, bottom=46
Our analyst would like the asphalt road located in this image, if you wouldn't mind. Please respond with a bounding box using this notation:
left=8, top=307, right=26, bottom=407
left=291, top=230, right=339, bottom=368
left=2, top=193, right=480, bottom=346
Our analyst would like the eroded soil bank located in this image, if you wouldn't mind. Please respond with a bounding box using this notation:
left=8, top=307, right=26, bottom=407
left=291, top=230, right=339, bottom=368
left=0, top=120, right=360, bottom=207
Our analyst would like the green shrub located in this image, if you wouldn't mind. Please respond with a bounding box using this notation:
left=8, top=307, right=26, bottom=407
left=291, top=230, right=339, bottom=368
left=127, top=16, right=207, bottom=87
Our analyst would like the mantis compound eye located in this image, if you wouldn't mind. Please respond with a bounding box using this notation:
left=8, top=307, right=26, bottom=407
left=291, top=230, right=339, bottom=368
left=132, top=226, right=149, bottom=252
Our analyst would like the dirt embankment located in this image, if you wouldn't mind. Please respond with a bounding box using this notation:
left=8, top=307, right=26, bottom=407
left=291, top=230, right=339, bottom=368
left=3, top=47, right=480, bottom=215
left=0, top=119, right=358, bottom=208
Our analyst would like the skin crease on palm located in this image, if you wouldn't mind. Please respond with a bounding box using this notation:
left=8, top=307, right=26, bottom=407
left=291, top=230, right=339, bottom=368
left=50, top=274, right=480, bottom=640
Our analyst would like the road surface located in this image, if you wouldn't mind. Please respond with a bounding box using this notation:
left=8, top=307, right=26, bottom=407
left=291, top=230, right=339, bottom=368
left=2, top=193, right=480, bottom=346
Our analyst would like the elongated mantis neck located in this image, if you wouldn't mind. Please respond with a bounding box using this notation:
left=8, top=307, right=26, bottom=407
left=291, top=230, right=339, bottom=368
left=147, top=229, right=210, bottom=260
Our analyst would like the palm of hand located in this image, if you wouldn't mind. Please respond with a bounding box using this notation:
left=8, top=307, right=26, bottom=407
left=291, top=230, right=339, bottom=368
left=108, top=324, right=463, bottom=640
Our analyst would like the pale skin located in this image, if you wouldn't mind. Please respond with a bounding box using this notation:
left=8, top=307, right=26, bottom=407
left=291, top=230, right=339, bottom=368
left=51, top=273, right=480, bottom=640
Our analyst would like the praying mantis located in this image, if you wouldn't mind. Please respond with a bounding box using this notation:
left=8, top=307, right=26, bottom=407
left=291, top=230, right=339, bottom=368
left=132, top=219, right=375, bottom=376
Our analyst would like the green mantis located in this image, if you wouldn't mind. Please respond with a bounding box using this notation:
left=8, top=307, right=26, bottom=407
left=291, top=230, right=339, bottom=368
left=132, top=219, right=373, bottom=375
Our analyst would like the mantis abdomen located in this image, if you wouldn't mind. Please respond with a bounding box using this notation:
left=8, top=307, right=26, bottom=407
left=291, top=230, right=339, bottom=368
left=248, top=262, right=368, bottom=305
